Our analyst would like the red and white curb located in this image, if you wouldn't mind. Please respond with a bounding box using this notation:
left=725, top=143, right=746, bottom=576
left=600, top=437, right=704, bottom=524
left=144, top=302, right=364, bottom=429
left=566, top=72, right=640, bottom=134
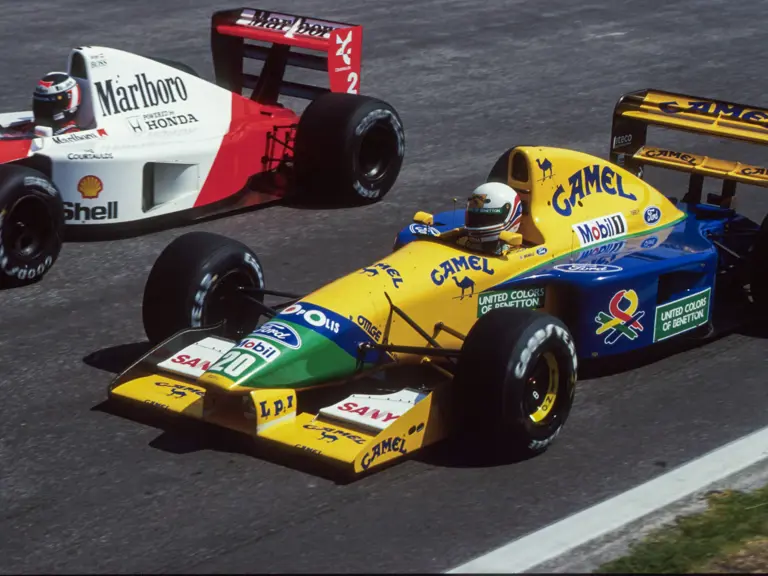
left=447, top=424, right=768, bottom=574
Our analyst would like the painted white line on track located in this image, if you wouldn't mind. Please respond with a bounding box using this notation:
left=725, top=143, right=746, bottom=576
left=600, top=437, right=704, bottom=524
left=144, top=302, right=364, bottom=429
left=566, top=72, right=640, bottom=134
left=447, top=424, right=768, bottom=574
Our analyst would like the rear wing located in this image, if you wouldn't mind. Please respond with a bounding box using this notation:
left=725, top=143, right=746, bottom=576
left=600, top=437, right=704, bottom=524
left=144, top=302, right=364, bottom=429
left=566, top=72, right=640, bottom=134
left=609, top=89, right=768, bottom=207
left=210, top=7, right=362, bottom=104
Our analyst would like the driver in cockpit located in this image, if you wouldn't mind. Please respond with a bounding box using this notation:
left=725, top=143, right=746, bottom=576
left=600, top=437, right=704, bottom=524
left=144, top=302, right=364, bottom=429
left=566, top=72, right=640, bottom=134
left=460, top=181, right=524, bottom=255
left=1, top=72, right=83, bottom=139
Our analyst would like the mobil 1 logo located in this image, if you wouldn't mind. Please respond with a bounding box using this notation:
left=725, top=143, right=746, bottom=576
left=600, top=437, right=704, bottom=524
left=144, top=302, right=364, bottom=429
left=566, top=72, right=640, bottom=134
left=653, top=287, right=711, bottom=342
left=572, top=213, right=628, bottom=248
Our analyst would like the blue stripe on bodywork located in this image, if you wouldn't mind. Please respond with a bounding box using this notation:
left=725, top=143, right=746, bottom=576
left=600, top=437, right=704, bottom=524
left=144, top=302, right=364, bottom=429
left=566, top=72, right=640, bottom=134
left=276, top=302, right=383, bottom=361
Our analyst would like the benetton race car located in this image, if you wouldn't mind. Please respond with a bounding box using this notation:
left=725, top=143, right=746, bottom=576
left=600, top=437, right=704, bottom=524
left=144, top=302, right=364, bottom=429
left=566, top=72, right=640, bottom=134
left=0, top=7, right=405, bottom=287
left=106, top=89, right=768, bottom=477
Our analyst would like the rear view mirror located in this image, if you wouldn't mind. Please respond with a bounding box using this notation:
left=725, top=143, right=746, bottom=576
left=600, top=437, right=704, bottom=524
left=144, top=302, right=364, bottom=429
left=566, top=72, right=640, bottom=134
left=499, top=230, right=523, bottom=246
left=413, top=211, right=434, bottom=225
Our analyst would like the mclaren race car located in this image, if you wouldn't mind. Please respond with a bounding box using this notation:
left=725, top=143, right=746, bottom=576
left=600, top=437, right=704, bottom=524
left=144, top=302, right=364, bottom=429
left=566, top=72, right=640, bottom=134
left=106, top=89, right=768, bottom=477
left=0, top=7, right=405, bottom=287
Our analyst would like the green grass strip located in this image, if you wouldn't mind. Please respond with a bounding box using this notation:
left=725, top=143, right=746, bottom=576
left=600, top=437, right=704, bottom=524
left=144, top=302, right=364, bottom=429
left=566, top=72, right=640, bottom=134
left=595, top=483, right=768, bottom=574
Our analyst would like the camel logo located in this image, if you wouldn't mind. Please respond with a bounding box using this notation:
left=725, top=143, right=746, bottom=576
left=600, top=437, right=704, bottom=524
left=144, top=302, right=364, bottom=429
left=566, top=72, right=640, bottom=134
left=359, top=262, right=404, bottom=289
left=320, top=431, right=338, bottom=443
left=453, top=276, right=475, bottom=300
left=154, top=381, right=204, bottom=399
left=537, top=157, right=553, bottom=181
left=77, top=175, right=103, bottom=199
left=467, top=194, right=489, bottom=209
left=430, top=255, right=495, bottom=289
left=553, top=164, right=637, bottom=217
left=303, top=423, right=366, bottom=445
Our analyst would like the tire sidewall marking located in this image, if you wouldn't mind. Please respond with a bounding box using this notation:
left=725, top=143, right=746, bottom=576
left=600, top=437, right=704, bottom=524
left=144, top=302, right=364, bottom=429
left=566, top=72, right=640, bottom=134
left=352, top=107, right=405, bottom=199
left=189, top=249, right=265, bottom=329
left=0, top=184, right=59, bottom=281
left=507, top=319, right=577, bottom=446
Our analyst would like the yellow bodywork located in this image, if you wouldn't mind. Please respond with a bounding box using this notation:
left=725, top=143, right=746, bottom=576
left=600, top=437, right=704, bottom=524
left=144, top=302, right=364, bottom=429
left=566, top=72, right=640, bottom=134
left=635, top=146, right=768, bottom=188
left=110, top=87, right=768, bottom=474
left=110, top=145, right=685, bottom=474
left=111, top=370, right=448, bottom=474
left=612, top=89, right=768, bottom=194
left=618, top=89, right=768, bottom=146
left=304, top=145, right=684, bottom=355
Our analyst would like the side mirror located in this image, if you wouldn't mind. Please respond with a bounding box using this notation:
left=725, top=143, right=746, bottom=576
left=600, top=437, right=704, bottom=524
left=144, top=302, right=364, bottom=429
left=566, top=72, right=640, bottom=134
left=413, top=211, right=434, bottom=225
left=33, top=125, right=53, bottom=138
left=499, top=230, right=523, bottom=246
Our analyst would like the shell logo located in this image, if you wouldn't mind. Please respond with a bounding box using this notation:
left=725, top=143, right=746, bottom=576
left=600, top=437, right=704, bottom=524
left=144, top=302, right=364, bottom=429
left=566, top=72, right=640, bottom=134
left=77, top=175, right=103, bottom=199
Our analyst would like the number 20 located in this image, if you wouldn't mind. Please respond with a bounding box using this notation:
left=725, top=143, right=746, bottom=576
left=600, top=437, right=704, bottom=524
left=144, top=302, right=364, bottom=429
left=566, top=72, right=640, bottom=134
left=208, top=351, right=256, bottom=378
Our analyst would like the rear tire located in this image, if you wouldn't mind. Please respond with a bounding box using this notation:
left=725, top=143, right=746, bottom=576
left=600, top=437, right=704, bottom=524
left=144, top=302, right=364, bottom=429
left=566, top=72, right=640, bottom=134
left=294, top=93, right=405, bottom=205
left=0, top=165, right=64, bottom=288
left=453, top=308, right=577, bottom=459
left=749, top=213, right=768, bottom=320
left=142, top=232, right=265, bottom=345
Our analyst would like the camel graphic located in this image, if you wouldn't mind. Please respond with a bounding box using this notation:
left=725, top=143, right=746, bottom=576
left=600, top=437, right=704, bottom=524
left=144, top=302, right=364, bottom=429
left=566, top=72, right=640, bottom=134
left=537, top=157, right=553, bottom=181
left=320, top=431, right=338, bottom=443
left=166, top=387, right=187, bottom=398
left=453, top=276, right=476, bottom=299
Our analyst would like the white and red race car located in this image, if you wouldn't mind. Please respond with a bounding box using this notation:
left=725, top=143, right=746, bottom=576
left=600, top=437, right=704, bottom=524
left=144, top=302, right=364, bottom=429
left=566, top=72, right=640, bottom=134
left=0, top=7, right=406, bottom=287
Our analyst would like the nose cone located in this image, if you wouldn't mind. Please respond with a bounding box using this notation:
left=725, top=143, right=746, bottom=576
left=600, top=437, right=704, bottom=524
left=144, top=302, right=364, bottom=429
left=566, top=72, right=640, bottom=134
left=199, top=302, right=382, bottom=392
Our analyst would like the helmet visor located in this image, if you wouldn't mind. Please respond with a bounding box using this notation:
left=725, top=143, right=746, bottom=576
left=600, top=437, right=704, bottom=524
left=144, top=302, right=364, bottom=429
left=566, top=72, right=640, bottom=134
left=33, top=94, right=66, bottom=127
left=466, top=202, right=512, bottom=230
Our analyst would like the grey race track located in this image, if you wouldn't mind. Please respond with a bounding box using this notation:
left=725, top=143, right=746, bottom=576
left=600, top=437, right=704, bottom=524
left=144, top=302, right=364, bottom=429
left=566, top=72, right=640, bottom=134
left=1, top=0, right=768, bottom=573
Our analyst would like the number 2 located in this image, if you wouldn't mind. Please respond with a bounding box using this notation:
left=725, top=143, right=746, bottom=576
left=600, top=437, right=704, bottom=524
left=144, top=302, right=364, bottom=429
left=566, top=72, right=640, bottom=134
left=347, top=72, right=359, bottom=94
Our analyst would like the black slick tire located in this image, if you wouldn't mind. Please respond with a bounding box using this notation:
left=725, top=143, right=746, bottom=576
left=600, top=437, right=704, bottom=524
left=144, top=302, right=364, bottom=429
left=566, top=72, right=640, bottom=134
left=142, top=231, right=265, bottom=345
left=293, top=93, right=405, bottom=205
left=453, top=308, right=577, bottom=460
left=749, top=212, right=768, bottom=320
left=0, top=165, right=64, bottom=288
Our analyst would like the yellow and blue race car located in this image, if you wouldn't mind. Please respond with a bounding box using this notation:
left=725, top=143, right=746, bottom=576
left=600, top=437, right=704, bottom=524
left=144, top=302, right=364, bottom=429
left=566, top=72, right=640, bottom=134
left=107, top=89, right=768, bottom=476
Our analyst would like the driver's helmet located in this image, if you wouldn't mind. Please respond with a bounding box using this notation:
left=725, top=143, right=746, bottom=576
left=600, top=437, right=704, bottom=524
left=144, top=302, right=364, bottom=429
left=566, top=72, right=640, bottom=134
left=465, top=181, right=523, bottom=242
left=33, top=72, right=81, bottom=133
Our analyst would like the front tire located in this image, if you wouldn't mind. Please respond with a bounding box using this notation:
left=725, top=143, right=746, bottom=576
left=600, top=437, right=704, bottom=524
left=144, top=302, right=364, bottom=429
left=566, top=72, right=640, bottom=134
left=142, top=232, right=265, bottom=345
left=453, top=308, right=577, bottom=459
left=294, top=93, right=405, bottom=205
left=0, top=166, right=64, bottom=288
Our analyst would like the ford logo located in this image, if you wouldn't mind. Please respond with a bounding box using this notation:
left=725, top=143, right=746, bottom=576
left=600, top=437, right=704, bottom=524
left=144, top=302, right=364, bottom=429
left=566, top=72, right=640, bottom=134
left=553, top=263, right=623, bottom=273
left=251, top=321, right=302, bottom=349
left=409, top=223, right=440, bottom=237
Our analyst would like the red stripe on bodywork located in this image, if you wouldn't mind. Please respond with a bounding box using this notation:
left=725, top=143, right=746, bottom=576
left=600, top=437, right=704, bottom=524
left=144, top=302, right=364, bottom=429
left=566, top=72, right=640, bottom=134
left=0, top=139, right=32, bottom=164
left=194, top=93, right=298, bottom=208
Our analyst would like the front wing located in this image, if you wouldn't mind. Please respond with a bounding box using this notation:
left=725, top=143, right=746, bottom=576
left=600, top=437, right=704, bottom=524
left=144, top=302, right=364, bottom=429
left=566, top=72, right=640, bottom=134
left=107, top=326, right=450, bottom=474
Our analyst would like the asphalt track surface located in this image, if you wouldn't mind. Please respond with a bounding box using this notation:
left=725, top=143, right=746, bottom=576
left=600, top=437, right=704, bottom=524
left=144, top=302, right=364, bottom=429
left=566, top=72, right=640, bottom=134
left=1, top=1, right=767, bottom=573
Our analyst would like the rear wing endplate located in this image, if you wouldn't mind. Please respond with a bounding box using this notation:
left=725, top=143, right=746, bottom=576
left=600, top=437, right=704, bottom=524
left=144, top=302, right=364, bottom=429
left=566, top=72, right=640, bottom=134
left=610, top=89, right=768, bottom=207
left=211, top=7, right=362, bottom=104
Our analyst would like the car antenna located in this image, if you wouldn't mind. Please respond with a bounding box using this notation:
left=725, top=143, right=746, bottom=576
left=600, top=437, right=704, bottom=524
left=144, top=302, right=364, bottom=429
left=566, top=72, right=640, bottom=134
left=453, top=197, right=458, bottom=226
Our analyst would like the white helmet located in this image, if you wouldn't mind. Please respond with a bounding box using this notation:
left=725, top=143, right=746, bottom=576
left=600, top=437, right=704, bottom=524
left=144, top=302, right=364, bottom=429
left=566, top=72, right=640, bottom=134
left=465, top=182, right=523, bottom=242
